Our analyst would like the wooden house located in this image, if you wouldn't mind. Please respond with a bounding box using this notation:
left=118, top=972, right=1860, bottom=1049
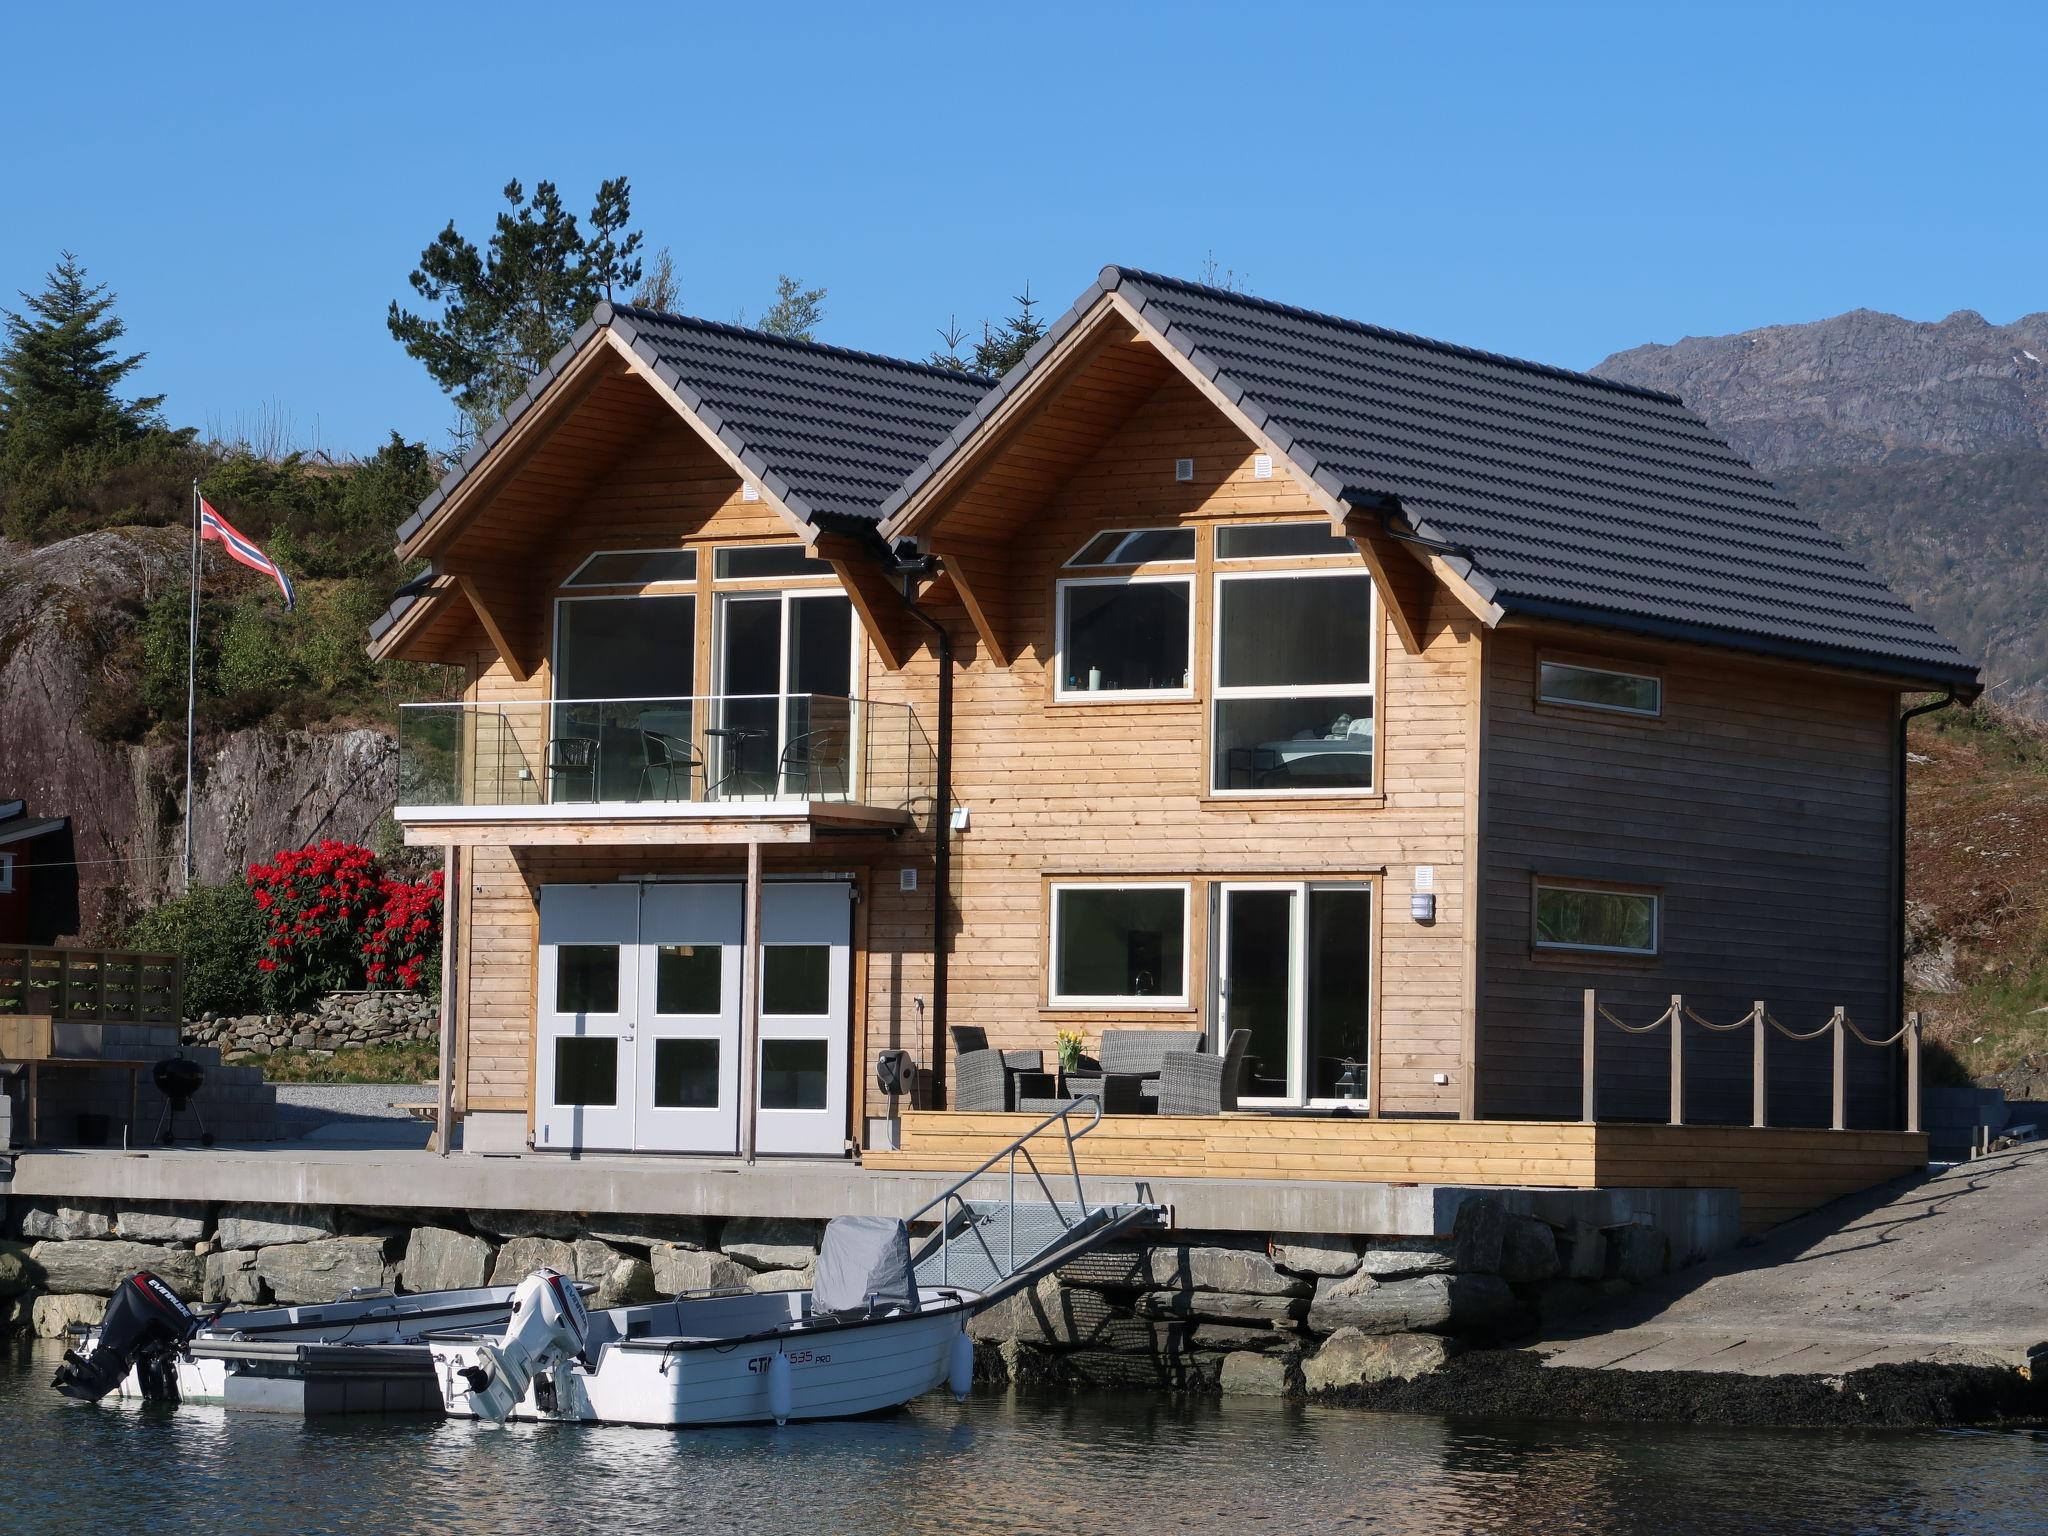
left=368, top=268, right=1972, bottom=1205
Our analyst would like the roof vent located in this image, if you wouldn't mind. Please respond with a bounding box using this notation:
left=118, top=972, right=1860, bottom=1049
left=1174, top=458, right=1194, bottom=483
left=1253, top=454, right=1273, bottom=481
left=741, top=482, right=760, bottom=503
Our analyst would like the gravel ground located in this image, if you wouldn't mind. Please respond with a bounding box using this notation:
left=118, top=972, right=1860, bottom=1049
left=271, top=1083, right=423, bottom=1120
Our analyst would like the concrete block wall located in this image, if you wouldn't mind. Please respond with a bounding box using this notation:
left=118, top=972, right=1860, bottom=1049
left=20, top=1025, right=282, bottom=1146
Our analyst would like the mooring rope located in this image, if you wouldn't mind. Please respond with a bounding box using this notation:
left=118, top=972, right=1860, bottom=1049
left=1841, top=1013, right=1915, bottom=1048
left=1765, top=1010, right=1839, bottom=1042
left=1598, top=1002, right=1674, bottom=1035
left=1683, top=1003, right=1762, bottom=1034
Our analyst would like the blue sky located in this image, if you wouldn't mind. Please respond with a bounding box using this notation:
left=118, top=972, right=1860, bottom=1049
left=5, top=1, right=2043, bottom=453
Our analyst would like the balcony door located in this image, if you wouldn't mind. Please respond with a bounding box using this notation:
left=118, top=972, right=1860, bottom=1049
left=1214, top=882, right=1373, bottom=1107
left=551, top=594, right=697, bottom=803
left=713, top=591, right=854, bottom=798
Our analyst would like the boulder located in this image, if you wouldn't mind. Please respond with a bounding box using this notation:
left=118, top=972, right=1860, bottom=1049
left=217, top=1204, right=336, bottom=1250
left=1130, top=1290, right=1307, bottom=1326
left=1303, top=1328, right=1449, bottom=1392
left=1355, top=1237, right=1458, bottom=1280
left=33, top=1292, right=106, bottom=1337
left=583, top=1216, right=715, bottom=1251
left=0, top=1239, right=39, bottom=1298
left=1608, top=1224, right=1670, bottom=1283
left=1189, top=1321, right=1294, bottom=1354
left=1308, top=1271, right=1520, bottom=1336
left=204, top=1250, right=266, bottom=1305
left=489, top=1236, right=577, bottom=1285
left=1559, top=1220, right=1606, bottom=1281
left=254, top=1237, right=392, bottom=1304
left=115, top=1204, right=212, bottom=1245
left=745, top=1265, right=814, bottom=1294
left=1451, top=1197, right=1506, bottom=1274
left=1529, top=1278, right=1598, bottom=1325
left=466, top=1209, right=584, bottom=1241
left=970, top=1272, right=1120, bottom=1349
left=1219, top=1349, right=1297, bottom=1397
left=1499, top=1216, right=1562, bottom=1285
left=594, top=1256, right=658, bottom=1308
left=573, top=1238, right=626, bottom=1286
left=720, top=1218, right=819, bottom=1272
left=403, top=1227, right=493, bottom=1293
left=1270, top=1235, right=1361, bottom=1279
left=19, top=1201, right=114, bottom=1241
left=650, top=1245, right=750, bottom=1297
left=1145, top=1245, right=1309, bottom=1297
left=30, top=1239, right=201, bottom=1298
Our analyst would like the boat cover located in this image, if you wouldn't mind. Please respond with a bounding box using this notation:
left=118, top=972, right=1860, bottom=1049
left=811, top=1216, right=918, bottom=1314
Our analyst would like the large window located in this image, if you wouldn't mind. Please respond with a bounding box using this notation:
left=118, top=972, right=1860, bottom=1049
left=552, top=594, right=698, bottom=801
left=562, top=549, right=697, bottom=587
left=1539, top=660, right=1661, bottom=717
left=1533, top=882, right=1659, bottom=956
left=1212, top=571, right=1375, bottom=794
left=1049, top=883, right=1190, bottom=1007
left=1055, top=577, right=1193, bottom=698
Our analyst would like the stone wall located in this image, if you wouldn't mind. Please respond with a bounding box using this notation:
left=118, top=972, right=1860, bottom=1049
left=183, top=990, right=439, bottom=1060
left=0, top=1192, right=1689, bottom=1403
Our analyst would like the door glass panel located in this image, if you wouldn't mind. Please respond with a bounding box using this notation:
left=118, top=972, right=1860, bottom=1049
left=654, top=944, right=722, bottom=1014
left=652, top=1038, right=720, bottom=1109
left=717, top=597, right=781, bottom=793
left=1306, top=889, right=1371, bottom=1100
left=554, top=1037, right=619, bottom=1105
left=763, top=944, right=830, bottom=1015
left=787, top=595, right=852, bottom=696
left=760, top=1038, right=828, bottom=1109
left=554, top=595, right=697, bottom=802
left=784, top=598, right=855, bottom=798
left=1226, top=890, right=1295, bottom=1097
left=556, top=945, right=620, bottom=1014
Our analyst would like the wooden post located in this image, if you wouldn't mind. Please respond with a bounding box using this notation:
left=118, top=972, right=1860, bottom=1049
left=1830, top=1006, right=1847, bottom=1131
left=1905, top=1010, right=1922, bottom=1134
left=1751, top=1001, right=1767, bottom=1129
left=170, top=954, right=185, bottom=1029
left=434, top=845, right=459, bottom=1158
left=1668, top=994, right=1685, bottom=1127
left=1581, top=989, right=1596, bottom=1124
left=738, top=839, right=765, bottom=1164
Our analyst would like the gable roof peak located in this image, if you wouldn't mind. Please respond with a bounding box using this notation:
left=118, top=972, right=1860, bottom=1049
left=599, top=301, right=999, bottom=386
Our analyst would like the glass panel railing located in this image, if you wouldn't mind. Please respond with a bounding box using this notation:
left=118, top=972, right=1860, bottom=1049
left=395, top=695, right=933, bottom=817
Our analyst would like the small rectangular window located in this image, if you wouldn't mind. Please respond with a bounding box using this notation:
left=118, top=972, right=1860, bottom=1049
left=553, top=1037, right=619, bottom=1105
left=760, top=1038, right=829, bottom=1109
left=562, top=549, right=698, bottom=587
left=1050, top=884, right=1189, bottom=1005
left=715, top=545, right=820, bottom=581
left=1539, top=661, right=1661, bottom=717
left=1056, top=578, right=1193, bottom=697
left=555, top=944, right=620, bottom=1013
left=762, top=944, right=831, bottom=1016
left=1533, top=883, right=1659, bottom=956
left=651, top=1038, right=720, bottom=1109
left=1216, top=523, right=1355, bottom=560
left=654, top=944, right=722, bottom=1015
left=1065, top=528, right=1195, bottom=567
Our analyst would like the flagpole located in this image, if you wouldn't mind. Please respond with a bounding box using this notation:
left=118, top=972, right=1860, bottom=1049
left=182, top=479, right=200, bottom=890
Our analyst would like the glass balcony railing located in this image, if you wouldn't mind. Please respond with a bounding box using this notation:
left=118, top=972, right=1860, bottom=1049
left=395, top=694, right=933, bottom=816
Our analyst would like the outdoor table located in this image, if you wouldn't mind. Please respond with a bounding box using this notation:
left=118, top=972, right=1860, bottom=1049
left=1, top=1055, right=147, bottom=1145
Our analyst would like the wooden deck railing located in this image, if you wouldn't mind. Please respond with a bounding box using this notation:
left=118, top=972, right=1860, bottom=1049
left=0, top=946, right=182, bottom=1026
left=1582, top=989, right=1921, bottom=1133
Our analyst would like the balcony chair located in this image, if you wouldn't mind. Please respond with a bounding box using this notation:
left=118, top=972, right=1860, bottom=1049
left=1063, top=1028, right=1204, bottom=1114
left=639, top=731, right=703, bottom=802
left=546, top=735, right=600, bottom=803
left=1158, top=1029, right=1251, bottom=1116
left=778, top=723, right=852, bottom=799
left=949, top=1026, right=1044, bottom=1112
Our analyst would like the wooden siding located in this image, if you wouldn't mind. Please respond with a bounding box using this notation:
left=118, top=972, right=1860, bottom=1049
left=869, top=1112, right=1927, bottom=1234
left=1476, top=628, right=1902, bottom=1127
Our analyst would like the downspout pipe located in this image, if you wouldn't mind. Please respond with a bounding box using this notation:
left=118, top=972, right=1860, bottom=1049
left=1895, top=689, right=1959, bottom=1051
left=883, top=539, right=952, bottom=1107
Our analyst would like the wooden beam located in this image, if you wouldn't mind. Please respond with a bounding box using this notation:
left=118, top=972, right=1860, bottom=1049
left=400, top=817, right=822, bottom=848
left=451, top=570, right=536, bottom=682
left=931, top=540, right=1012, bottom=666
left=813, top=532, right=911, bottom=670
left=1340, top=512, right=1431, bottom=656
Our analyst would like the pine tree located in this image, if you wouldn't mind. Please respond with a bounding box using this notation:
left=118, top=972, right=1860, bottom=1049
left=0, top=251, right=164, bottom=455
left=758, top=275, right=827, bottom=341
left=971, top=284, right=1046, bottom=376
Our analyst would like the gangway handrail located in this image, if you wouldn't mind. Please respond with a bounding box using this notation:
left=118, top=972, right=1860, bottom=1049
left=905, top=1095, right=1111, bottom=1293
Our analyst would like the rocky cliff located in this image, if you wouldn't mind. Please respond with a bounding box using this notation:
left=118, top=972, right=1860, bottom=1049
left=0, top=529, right=399, bottom=937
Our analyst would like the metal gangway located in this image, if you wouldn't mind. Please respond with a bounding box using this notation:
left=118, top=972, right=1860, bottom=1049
left=906, top=1097, right=1166, bottom=1305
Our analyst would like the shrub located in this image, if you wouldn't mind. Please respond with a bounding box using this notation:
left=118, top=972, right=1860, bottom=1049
left=246, top=840, right=443, bottom=1007
left=362, top=869, right=444, bottom=993
left=122, top=880, right=267, bottom=1017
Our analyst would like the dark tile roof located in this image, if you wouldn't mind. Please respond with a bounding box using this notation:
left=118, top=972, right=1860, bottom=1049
left=883, top=266, right=1976, bottom=689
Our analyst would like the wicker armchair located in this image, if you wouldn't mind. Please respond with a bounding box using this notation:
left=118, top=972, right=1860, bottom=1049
left=949, top=1026, right=1044, bottom=1111
left=1158, top=1029, right=1251, bottom=1115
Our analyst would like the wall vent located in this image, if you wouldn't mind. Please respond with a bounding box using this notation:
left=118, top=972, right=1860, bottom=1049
left=1174, top=458, right=1194, bottom=482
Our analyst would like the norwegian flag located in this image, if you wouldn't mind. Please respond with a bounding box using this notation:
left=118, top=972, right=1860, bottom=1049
left=199, top=498, right=296, bottom=610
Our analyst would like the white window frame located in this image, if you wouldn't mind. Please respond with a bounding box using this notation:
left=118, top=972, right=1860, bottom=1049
left=1212, top=879, right=1374, bottom=1108
left=560, top=547, right=700, bottom=589
left=551, top=591, right=700, bottom=703
left=1047, top=881, right=1192, bottom=1009
left=1532, top=880, right=1661, bottom=957
left=1537, top=660, right=1663, bottom=718
left=1212, top=520, right=1362, bottom=563
left=1209, top=567, right=1377, bottom=797
left=1062, top=526, right=1197, bottom=569
left=711, top=587, right=863, bottom=799
left=0, top=851, right=13, bottom=893
left=712, top=543, right=835, bottom=584
left=1052, top=574, right=1197, bottom=702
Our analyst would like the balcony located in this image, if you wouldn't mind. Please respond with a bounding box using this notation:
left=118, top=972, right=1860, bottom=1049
left=393, top=694, right=932, bottom=846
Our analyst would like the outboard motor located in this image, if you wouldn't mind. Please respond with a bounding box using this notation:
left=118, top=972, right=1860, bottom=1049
left=52, top=1272, right=198, bottom=1403
left=455, top=1268, right=590, bottom=1423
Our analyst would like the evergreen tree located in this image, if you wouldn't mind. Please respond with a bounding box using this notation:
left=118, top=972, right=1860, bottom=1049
left=971, top=284, right=1046, bottom=376
left=0, top=251, right=164, bottom=456
left=387, top=177, right=644, bottom=441
left=758, top=274, right=826, bottom=341
left=632, top=246, right=681, bottom=312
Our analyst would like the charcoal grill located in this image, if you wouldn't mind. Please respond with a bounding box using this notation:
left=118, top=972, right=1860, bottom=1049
left=152, top=1056, right=213, bottom=1147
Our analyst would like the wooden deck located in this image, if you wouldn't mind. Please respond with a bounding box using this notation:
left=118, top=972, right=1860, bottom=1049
left=865, top=1112, right=1929, bottom=1234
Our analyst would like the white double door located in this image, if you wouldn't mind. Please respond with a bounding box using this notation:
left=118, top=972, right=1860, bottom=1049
left=535, top=881, right=851, bottom=1156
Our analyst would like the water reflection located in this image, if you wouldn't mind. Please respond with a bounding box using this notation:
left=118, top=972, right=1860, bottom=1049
left=6, top=1340, right=2041, bottom=1535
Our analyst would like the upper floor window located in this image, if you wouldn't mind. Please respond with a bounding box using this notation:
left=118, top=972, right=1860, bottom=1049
left=1215, top=522, right=1355, bottom=560
left=562, top=549, right=697, bottom=587
left=1055, top=576, right=1194, bottom=699
left=1064, top=528, right=1195, bottom=568
left=1212, top=570, right=1375, bottom=794
left=1539, top=660, right=1661, bottom=717
left=715, top=545, right=827, bottom=581
left=1533, top=881, right=1659, bottom=956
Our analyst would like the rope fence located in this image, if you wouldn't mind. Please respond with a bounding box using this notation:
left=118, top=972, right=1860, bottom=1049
left=1581, top=990, right=1923, bottom=1134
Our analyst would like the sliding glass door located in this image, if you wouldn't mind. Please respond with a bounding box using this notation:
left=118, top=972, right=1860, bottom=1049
left=1214, top=882, right=1372, bottom=1107
left=713, top=591, right=854, bottom=798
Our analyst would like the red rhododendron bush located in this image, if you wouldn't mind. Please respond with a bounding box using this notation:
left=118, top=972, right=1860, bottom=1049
left=245, top=840, right=443, bottom=1007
